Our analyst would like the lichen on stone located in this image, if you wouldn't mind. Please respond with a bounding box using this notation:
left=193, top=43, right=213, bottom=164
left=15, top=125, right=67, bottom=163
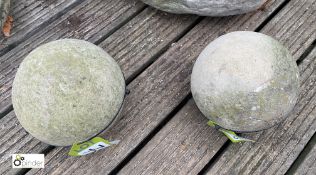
left=141, top=0, right=266, bottom=16
left=191, top=31, right=299, bottom=132
left=12, top=39, right=126, bottom=146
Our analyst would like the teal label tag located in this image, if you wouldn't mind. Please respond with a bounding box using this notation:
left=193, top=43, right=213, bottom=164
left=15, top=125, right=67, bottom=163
left=207, top=120, right=255, bottom=143
left=69, top=137, right=120, bottom=156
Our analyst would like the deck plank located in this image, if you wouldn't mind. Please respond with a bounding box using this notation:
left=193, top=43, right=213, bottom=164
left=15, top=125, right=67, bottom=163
left=25, top=0, right=299, bottom=174
left=204, top=1, right=316, bottom=173
left=261, top=0, right=316, bottom=59
left=1, top=0, right=315, bottom=174
left=0, top=0, right=84, bottom=55
left=120, top=99, right=225, bottom=175
left=118, top=0, right=316, bottom=174
left=0, top=0, right=146, bottom=115
left=0, top=0, right=148, bottom=174
left=292, top=134, right=316, bottom=175
left=206, top=46, right=316, bottom=175
left=0, top=5, right=200, bottom=175
left=119, top=47, right=316, bottom=175
left=205, top=49, right=316, bottom=175
left=98, top=9, right=200, bottom=82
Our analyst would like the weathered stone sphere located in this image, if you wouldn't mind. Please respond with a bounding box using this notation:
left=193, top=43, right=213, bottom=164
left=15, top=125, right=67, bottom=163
left=12, top=39, right=126, bottom=146
left=141, top=0, right=266, bottom=16
left=191, top=31, right=299, bottom=132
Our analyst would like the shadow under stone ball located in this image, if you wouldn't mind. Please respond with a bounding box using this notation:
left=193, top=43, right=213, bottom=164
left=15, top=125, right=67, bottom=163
left=191, top=31, right=300, bottom=132
left=141, top=0, right=266, bottom=16
left=12, top=39, right=126, bottom=146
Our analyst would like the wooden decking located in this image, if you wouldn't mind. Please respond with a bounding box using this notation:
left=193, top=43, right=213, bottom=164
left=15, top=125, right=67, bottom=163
left=0, top=0, right=315, bottom=174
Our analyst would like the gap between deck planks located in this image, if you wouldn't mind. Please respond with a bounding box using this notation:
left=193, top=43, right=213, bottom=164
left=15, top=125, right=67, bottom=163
left=0, top=0, right=86, bottom=114
left=0, top=0, right=147, bottom=116
left=0, top=0, right=314, bottom=174
left=203, top=0, right=316, bottom=173
left=25, top=0, right=316, bottom=174
left=0, top=1, right=201, bottom=174
left=119, top=44, right=316, bottom=175
left=206, top=44, right=316, bottom=175
left=289, top=132, right=316, bottom=175
left=111, top=0, right=316, bottom=174
left=0, top=0, right=86, bottom=56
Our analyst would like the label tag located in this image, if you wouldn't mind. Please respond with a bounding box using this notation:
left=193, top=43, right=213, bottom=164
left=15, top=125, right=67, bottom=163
left=207, top=120, right=255, bottom=143
left=207, top=120, right=217, bottom=127
left=68, top=137, right=120, bottom=156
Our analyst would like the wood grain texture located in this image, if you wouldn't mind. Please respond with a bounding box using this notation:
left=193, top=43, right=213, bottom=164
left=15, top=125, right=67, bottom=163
left=26, top=0, right=296, bottom=174
left=118, top=0, right=316, bottom=174
left=99, top=8, right=199, bottom=82
left=120, top=99, right=226, bottom=175
left=0, top=5, right=200, bottom=175
left=206, top=45, right=316, bottom=175
left=0, top=0, right=145, bottom=173
left=0, top=0, right=84, bottom=55
left=260, top=0, right=316, bottom=59
left=119, top=29, right=315, bottom=175
left=292, top=135, right=316, bottom=175
left=0, top=111, right=49, bottom=175
left=0, top=0, right=145, bottom=114
left=204, top=1, right=316, bottom=174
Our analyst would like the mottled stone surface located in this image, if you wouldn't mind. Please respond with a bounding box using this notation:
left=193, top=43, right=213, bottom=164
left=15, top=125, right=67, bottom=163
left=141, top=0, right=266, bottom=16
left=191, top=31, right=300, bottom=132
left=0, top=0, right=10, bottom=28
left=12, top=39, right=126, bottom=146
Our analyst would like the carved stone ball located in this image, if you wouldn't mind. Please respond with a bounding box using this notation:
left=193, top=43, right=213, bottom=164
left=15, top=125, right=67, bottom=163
left=12, top=39, right=126, bottom=146
left=141, top=0, right=266, bottom=16
left=191, top=31, right=300, bottom=132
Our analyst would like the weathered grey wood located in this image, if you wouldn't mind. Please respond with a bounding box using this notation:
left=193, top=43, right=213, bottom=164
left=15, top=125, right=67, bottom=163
left=119, top=45, right=316, bottom=175
left=99, top=9, right=199, bottom=81
left=0, top=0, right=146, bottom=174
left=0, top=0, right=84, bottom=55
left=120, top=99, right=226, bottom=175
left=0, top=0, right=146, bottom=115
left=0, top=0, right=143, bottom=173
left=114, top=0, right=316, bottom=174
left=0, top=0, right=10, bottom=29
left=0, top=111, right=50, bottom=174
left=206, top=46, right=316, bottom=175
left=203, top=1, right=316, bottom=174
left=260, top=0, right=316, bottom=59
left=292, top=135, right=316, bottom=175
left=25, top=0, right=298, bottom=174
left=0, top=5, right=200, bottom=175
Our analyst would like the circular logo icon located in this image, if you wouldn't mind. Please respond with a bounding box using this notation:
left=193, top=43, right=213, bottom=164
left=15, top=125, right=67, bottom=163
left=13, top=155, right=24, bottom=166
